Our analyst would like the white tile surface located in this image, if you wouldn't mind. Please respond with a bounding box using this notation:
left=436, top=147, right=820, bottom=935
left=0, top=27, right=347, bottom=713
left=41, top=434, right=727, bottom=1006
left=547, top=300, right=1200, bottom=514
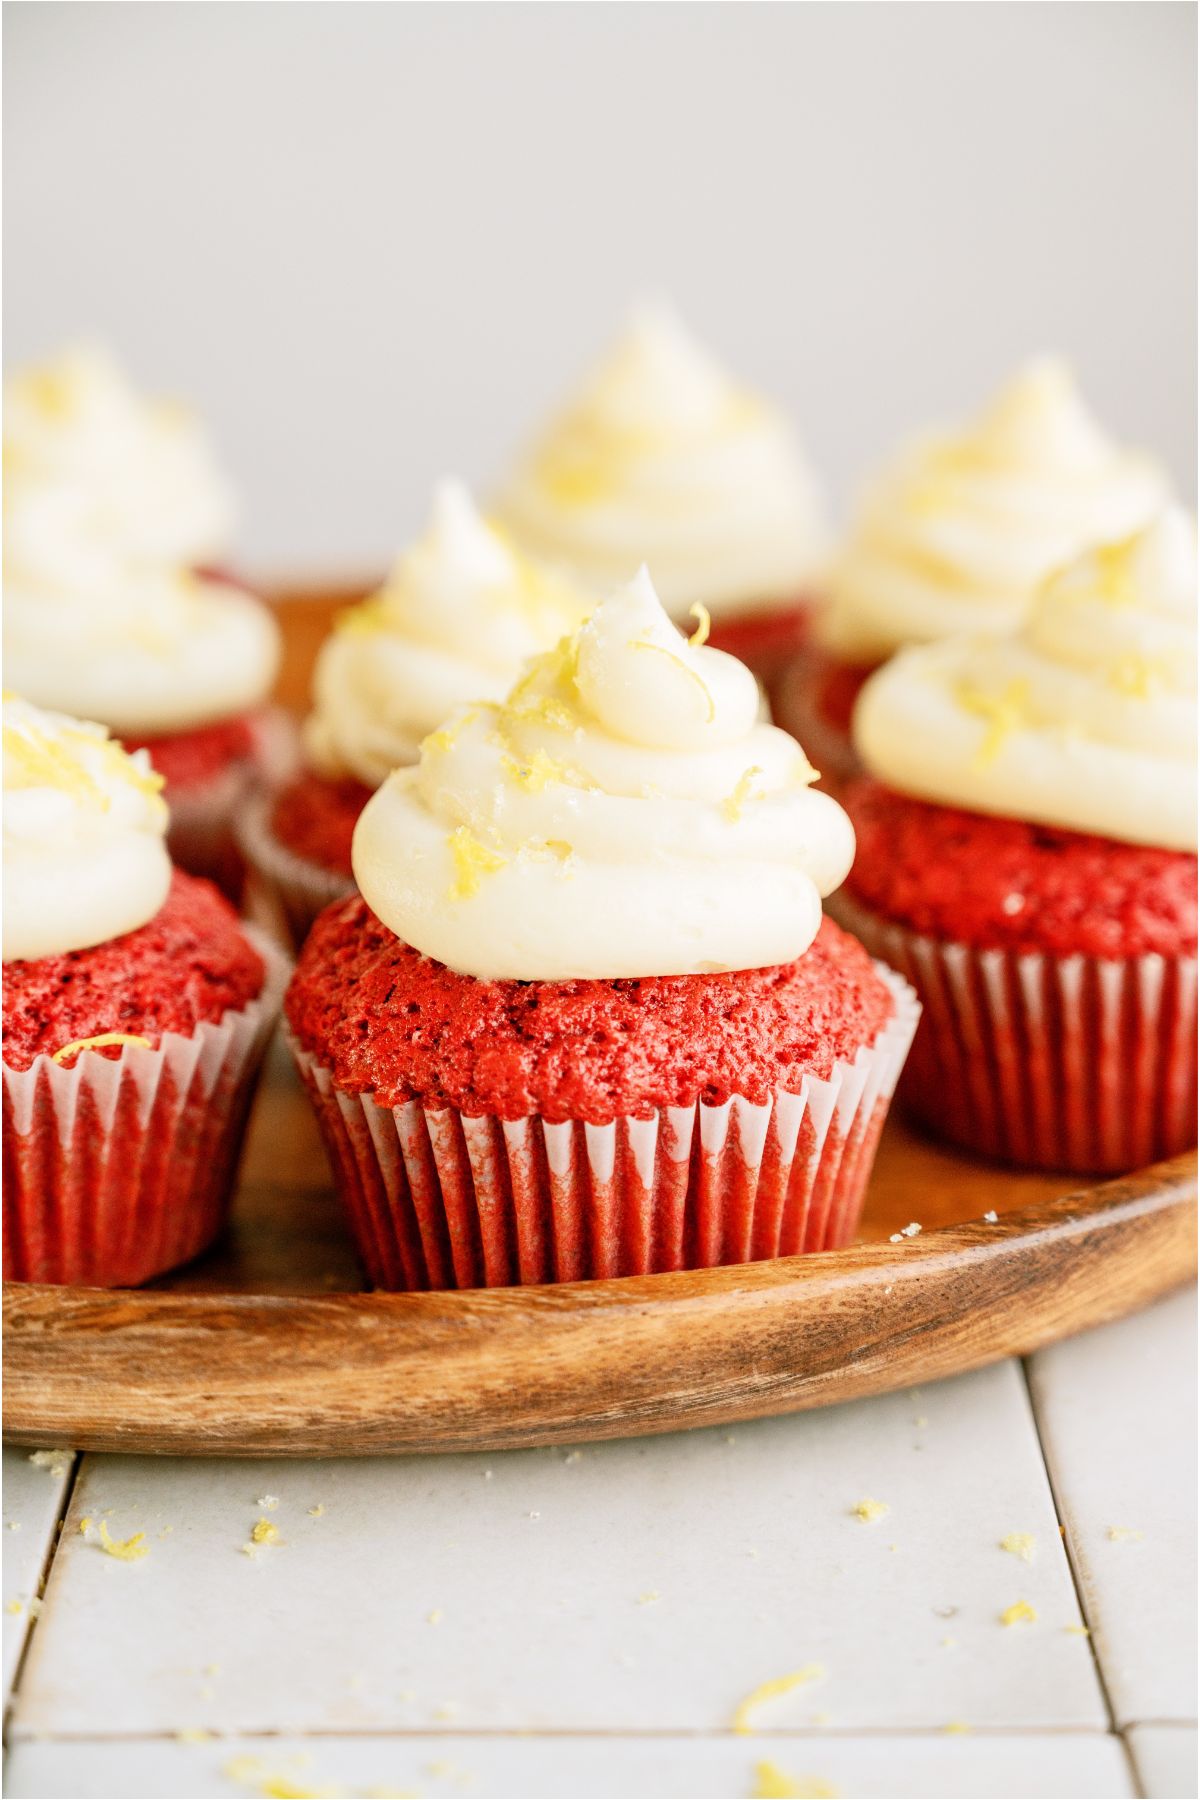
left=1126, top=1724, right=1199, bottom=1800
left=1027, top=1287, right=1198, bottom=1728
left=11, top=1363, right=1104, bottom=1740
left=3, top=1731, right=1137, bottom=1800
left=2, top=1445, right=75, bottom=1706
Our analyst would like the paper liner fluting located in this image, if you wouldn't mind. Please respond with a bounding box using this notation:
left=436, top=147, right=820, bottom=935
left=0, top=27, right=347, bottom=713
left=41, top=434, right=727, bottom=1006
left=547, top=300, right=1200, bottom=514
left=236, top=787, right=357, bottom=950
left=834, top=891, right=1198, bottom=1174
left=286, top=963, right=919, bottom=1291
left=2, top=930, right=290, bottom=1287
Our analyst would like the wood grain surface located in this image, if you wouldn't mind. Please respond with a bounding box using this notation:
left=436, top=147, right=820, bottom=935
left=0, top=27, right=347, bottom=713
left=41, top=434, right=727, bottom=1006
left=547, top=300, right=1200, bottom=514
left=4, top=1052, right=1194, bottom=1457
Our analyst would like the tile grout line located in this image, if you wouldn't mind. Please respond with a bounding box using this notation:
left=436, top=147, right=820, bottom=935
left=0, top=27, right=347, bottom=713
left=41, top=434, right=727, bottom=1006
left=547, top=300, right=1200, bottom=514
left=3, top=1452, right=85, bottom=1746
left=2, top=1725, right=1139, bottom=1745
left=1019, top=1356, right=1123, bottom=1740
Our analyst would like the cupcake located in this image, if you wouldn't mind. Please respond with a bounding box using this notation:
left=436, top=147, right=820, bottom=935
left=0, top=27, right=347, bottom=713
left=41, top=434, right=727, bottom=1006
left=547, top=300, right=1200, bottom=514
left=3, top=345, right=285, bottom=895
left=239, top=480, right=591, bottom=946
left=284, top=569, right=918, bottom=1290
left=3, top=697, right=287, bottom=1286
left=837, top=507, right=1197, bottom=1174
left=492, top=304, right=826, bottom=680
left=776, top=360, right=1170, bottom=792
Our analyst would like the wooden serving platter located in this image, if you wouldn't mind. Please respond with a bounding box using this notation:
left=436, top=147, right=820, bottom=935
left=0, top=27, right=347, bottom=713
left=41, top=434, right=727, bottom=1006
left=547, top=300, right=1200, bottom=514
left=4, top=1044, right=1195, bottom=1458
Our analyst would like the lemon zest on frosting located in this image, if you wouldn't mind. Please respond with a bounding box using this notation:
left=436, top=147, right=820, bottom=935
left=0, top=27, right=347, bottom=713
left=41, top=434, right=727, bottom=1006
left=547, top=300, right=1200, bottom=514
left=958, top=678, right=1031, bottom=768
left=421, top=710, right=477, bottom=758
left=999, top=1599, right=1037, bottom=1626
left=51, top=1033, right=152, bottom=1065
left=448, top=827, right=507, bottom=900
left=732, top=1664, right=825, bottom=1734
left=1107, top=654, right=1162, bottom=699
left=97, top=1520, right=148, bottom=1561
left=502, top=747, right=576, bottom=794
left=629, top=639, right=716, bottom=723
left=688, top=602, right=712, bottom=647
left=721, top=765, right=764, bottom=823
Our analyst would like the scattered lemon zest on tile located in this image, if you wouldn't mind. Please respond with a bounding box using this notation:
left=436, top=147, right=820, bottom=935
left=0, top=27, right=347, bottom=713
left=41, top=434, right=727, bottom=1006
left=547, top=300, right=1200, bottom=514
left=174, top=1727, right=212, bottom=1743
left=158, top=1526, right=174, bottom=1539
left=257, top=1495, right=280, bottom=1511
left=751, top=1763, right=840, bottom=1800
left=205, top=1661, right=223, bottom=1676
left=851, top=1498, right=889, bottom=1523
left=5, top=1599, right=23, bottom=1616
left=433, top=1700, right=459, bottom=1719
left=943, top=1720, right=972, bottom=1734
left=733, top=1665, right=825, bottom=1734
left=307, top=1504, right=326, bottom=1518
left=1064, top=1624, right=1091, bottom=1637
left=636, top=1590, right=662, bottom=1605
left=78, top=1517, right=92, bottom=1535
left=1107, top=1526, right=1145, bottom=1542
left=1000, top=1532, right=1036, bottom=1564
left=221, top=1757, right=341, bottom=1800
left=6, top=1523, right=21, bottom=1533
left=427, top=1608, right=444, bottom=1625
left=250, top=1517, right=281, bottom=1545
left=97, top=1520, right=148, bottom=1561
left=940, top=1636, right=957, bottom=1649
left=999, top=1600, right=1037, bottom=1626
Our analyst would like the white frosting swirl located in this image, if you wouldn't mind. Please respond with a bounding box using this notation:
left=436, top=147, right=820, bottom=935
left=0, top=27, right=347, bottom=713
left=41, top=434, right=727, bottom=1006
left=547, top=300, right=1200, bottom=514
left=4, top=349, right=279, bottom=735
left=353, top=567, right=854, bottom=980
left=304, top=481, right=591, bottom=787
left=493, top=304, right=826, bottom=622
left=3, top=695, right=172, bottom=963
left=4, top=344, right=235, bottom=567
left=853, top=507, right=1197, bottom=852
left=821, top=360, right=1170, bottom=662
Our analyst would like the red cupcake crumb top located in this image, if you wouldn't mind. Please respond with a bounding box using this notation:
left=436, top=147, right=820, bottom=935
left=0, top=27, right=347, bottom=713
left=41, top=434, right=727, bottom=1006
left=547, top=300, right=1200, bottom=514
left=127, top=712, right=260, bottom=791
left=3, top=870, right=266, bottom=1070
left=708, top=597, right=813, bottom=668
left=269, top=769, right=373, bottom=877
left=285, top=899, right=894, bottom=1124
left=843, top=778, right=1198, bottom=960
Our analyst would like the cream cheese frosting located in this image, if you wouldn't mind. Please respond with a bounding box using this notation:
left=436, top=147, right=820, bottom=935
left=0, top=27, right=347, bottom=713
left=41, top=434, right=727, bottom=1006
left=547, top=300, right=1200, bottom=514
left=492, top=304, right=826, bottom=622
left=3, top=695, right=172, bottom=963
left=4, top=344, right=235, bottom=568
left=304, top=480, right=592, bottom=788
left=853, top=507, right=1198, bottom=852
left=353, top=566, right=855, bottom=980
left=821, top=360, right=1170, bottom=662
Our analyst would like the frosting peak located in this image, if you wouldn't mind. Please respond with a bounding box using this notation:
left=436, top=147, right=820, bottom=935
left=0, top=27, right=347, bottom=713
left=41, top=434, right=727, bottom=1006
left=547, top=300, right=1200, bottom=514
left=853, top=506, right=1198, bottom=852
left=3, top=695, right=172, bottom=962
left=352, top=569, right=855, bottom=980
left=493, top=305, right=826, bottom=620
left=820, top=359, right=1170, bottom=661
left=304, top=481, right=591, bottom=788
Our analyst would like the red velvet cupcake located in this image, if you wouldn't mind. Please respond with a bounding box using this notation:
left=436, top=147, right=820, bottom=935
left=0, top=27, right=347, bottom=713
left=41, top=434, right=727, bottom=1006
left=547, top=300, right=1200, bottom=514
left=239, top=481, right=590, bottom=946
left=839, top=511, right=1197, bottom=1173
left=3, top=346, right=287, bottom=899
left=778, top=361, right=1168, bottom=790
left=284, top=570, right=918, bottom=1290
left=492, top=304, right=827, bottom=684
left=3, top=700, right=287, bottom=1286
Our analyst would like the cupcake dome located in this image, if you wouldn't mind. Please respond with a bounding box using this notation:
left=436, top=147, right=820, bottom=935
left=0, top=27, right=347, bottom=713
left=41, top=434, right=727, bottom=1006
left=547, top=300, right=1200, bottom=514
left=286, top=572, right=918, bottom=1289
left=820, top=359, right=1170, bottom=664
left=2, top=697, right=284, bottom=1285
left=492, top=304, right=826, bottom=627
left=840, top=508, right=1197, bottom=1173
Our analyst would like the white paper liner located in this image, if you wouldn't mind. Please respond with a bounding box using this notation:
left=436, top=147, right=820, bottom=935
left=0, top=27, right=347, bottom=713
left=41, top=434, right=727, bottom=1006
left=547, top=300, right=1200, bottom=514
left=236, top=787, right=358, bottom=950
left=286, top=962, right=920, bottom=1290
left=834, top=890, right=1198, bottom=1173
left=3, top=928, right=290, bottom=1287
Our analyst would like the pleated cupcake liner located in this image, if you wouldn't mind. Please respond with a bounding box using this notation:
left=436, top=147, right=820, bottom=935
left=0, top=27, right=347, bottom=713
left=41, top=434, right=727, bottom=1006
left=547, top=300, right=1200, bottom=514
left=236, top=788, right=357, bottom=951
left=285, top=962, right=920, bottom=1291
left=833, top=891, right=1198, bottom=1175
left=2, top=929, right=290, bottom=1287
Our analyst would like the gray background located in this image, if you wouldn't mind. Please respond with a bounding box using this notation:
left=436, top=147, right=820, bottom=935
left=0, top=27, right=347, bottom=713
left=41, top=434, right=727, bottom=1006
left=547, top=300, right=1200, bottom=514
left=5, top=1, right=1195, bottom=577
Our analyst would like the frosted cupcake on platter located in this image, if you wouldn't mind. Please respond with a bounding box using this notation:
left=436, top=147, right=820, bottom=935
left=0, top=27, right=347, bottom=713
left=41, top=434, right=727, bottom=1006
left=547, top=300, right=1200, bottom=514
left=776, top=360, right=1170, bottom=791
left=2, top=696, right=287, bottom=1286
left=239, top=480, right=592, bottom=946
left=284, top=568, right=919, bottom=1291
left=3, top=345, right=284, bottom=894
left=493, top=304, right=827, bottom=679
left=837, top=507, right=1197, bottom=1174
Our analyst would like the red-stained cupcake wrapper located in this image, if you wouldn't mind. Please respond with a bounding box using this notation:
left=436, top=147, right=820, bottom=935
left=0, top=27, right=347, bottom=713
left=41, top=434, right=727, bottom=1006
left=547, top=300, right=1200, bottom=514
left=164, top=709, right=300, bottom=902
left=2, top=931, right=290, bottom=1287
left=236, top=788, right=357, bottom=951
left=285, top=963, right=920, bottom=1291
left=772, top=648, right=861, bottom=797
left=833, top=892, right=1199, bottom=1175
